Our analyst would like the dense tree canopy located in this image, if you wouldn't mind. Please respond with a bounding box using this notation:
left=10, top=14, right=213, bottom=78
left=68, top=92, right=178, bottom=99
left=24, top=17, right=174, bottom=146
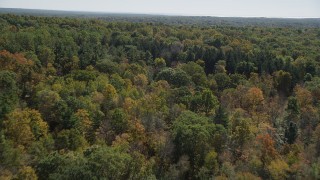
left=0, top=14, right=320, bottom=179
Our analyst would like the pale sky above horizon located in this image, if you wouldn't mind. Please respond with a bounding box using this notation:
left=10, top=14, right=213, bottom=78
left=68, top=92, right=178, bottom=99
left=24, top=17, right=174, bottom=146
left=0, top=0, right=319, bottom=18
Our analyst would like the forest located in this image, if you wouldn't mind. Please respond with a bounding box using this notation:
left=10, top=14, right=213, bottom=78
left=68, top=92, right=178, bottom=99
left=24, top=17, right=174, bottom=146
left=1, top=8, right=320, bottom=28
left=0, top=13, right=320, bottom=179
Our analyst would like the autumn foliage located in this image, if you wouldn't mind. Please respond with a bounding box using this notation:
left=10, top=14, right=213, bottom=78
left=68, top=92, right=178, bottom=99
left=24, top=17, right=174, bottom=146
left=0, top=14, right=320, bottom=179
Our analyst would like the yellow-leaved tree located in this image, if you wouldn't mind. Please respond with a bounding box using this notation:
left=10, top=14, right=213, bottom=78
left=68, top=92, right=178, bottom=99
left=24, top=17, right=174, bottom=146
left=73, top=109, right=93, bottom=142
left=4, top=108, right=48, bottom=147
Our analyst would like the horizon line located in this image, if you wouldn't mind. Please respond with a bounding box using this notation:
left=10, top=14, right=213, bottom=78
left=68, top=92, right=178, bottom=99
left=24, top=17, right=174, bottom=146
left=1, top=7, right=320, bottom=19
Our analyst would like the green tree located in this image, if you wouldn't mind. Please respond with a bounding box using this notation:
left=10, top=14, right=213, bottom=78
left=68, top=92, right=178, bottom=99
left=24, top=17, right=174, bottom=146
left=285, top=122, right=298, bottom=144
left=273, top=70, right=292, bottom=96
left=230, top=111, right=252, bottom=158
left=201, top=89, right=219, bottom=116
left=72, top=109, right=94, bottom=142
left=36, top=90, right=61, bottom=118
left=95, top=58, right=120, bottom=75
left=172, top=111, right=220, bottom=176
left=0, top=71, right=18, bottom=119
left=236, top=61, right=257, bottom=77
left=110, top=108, right=129, bottom=134
left=190, top=89, right=219, bottom=116
left=214, top=106, right=229, bottom=128
left=37, top=46, right=55, bottom=67
left=85, top=145, right=133, bottom=179
left=156, top=68, right=191, bottom=87
left=36, top=151, right=92, bottom=180
left=181, top=62, right=207, bottom=87
left=55, top=129, right=88, bottom=151
left=313, top=124, right=320, bottom=157
left=0, top=132, right=25, bottom=170
left=154, top=57, right=166, bottom=69
left=214, top=73, right=231, bottom=91
left=199, top=150, right=219, bottom=177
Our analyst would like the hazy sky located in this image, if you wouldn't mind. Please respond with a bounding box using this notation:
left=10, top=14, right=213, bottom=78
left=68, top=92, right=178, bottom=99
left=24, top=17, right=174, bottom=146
left=1, top=0, right=319, bottom=18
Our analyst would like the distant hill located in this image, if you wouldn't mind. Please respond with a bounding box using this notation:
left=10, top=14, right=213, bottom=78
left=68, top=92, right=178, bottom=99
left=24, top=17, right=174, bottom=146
left=1, top=8, right=320, bottom=27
